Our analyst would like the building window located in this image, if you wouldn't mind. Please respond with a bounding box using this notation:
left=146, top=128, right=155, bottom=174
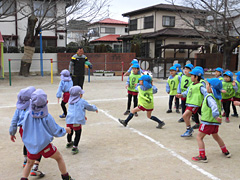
left=144, top=15, right=153, bottom=29
left=0, top=0, right=15, bottom=15
left=155, top=40, right=162, bottom=58
left=36, top=39, right=56, bottom=51
left=34, top=1, right=55, bottom=17
left=113, top=44, right=122, bottom=53
left=194, top=18, right=205, bottom=26
left=129, top=19, right=137, bottom=31
left=59, top=35, right=64, bottom=39
left=105, top=27, right=115, bottom=34
left=125, top=27, right=128, bottom=33
left=179, top=42, right=185, bottom=53
left=89, top=28, right=99, bottom=36
left=162, top=16, right=175, bottom=27
left=192, top=42, right=199, bottom=45
left=141, top=43, right=150, bottom=57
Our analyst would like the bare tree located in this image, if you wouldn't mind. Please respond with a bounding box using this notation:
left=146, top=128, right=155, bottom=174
left=170, top=0, right=240, bottom=69
left=18, top=0, right=109, bottom=76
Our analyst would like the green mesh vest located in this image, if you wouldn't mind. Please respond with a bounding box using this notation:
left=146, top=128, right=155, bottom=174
left=201, top=94, right=221, bottom=124
left=138, top=86, right=154, bottom=109
left=222, top=81, right=235, bottom=99
left=128, top=73, right=141, bottom=92
left=181, top=75, right=191, bottom=92
left=186, top=83, right=204, bottom=106
left=178, top=72, right=183, bottom=76
left=167, top=75, right=179, bottom=95
left=218, top=76, right=224, bottom=81
left=234, top=81, right=240, bottom=98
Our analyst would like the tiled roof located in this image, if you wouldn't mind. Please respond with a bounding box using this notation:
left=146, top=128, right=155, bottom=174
left=91, top=34, right=121, bottom=42
left=92, top=18, right=128, bottom=25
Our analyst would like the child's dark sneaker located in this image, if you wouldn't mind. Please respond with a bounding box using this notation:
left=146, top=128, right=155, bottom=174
left=166, top=109, right=172, bottom=113
left=71, top=147, right=79, bottom=155
left=192, top=123, right=200, bottom=129
left=134, top=112, right=138, bottom=117
left=192, top=156, right=208, bottom=163
left=231, top=114, right=238, bottom=117
left=176, top=109, right=180, bottom=113
left=178, top=118, right=184, bottom=123
left=156, top=121, right=165, bottom=129
left=223, top=151, right=231, bottom=158
left=118, top=119, right=127, bottom=127
left=30, top=170, right=45, bottom=177
left=123, top=110, right=130, bottom=115
left=62, top=174, right=75, bottom=180
left=225, top=117, right=230, bottom=123
left=66, top=141, right=73, bottom=148
left=59, top=113, right=66, bottom=118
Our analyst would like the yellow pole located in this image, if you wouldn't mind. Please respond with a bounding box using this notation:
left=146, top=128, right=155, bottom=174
left=50, top=59, right=53, bottom=84
left=1, top=42, right=4, bottom=78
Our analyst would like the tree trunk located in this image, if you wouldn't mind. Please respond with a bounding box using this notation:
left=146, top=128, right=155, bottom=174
left=222, top=42, right=232, bottom=70
left=19, top=15, right=38, bottom=77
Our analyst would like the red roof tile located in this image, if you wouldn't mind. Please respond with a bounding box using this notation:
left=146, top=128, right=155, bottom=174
left=93, top=18, right=128, bottom=25
left=91, top=34, right=121, bottom=42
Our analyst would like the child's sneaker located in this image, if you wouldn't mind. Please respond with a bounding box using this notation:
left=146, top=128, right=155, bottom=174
left=222, top=112, right=226, bottom=117
left=225, top=117, right=230, bottom=123
left=66, top=141, right=73, bottom=148
left=166, top=109, right=172, bottom=113
left=192, top=123, right=200, bottom=129
left=62, top=175, right=75, bottom=180
left=192, top=156, right=208, bottom=163
left=223, top=151, right=231, bottom=158
left=156, top=121, right=165, bottom=129
left=134, top=112, right=138, bottom=117
left=71, top=147, right=79, bottom=155
left=181, top=128, right=193, bottom=137
left=123, top=110, right=130, bottom=115
left=176, top=109, right=180, bottom=113
left=59, top=113, right=66, bottom=118
left=118, top=119, right=127, bottom=127
left=178, top=118, right=184, bottom=123
left=231, top=113, right=238, bottom=117
left=30, top=170, right=45, bottom=177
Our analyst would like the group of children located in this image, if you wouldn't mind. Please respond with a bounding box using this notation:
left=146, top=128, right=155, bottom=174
left=9, top=69, right=97, bottom=180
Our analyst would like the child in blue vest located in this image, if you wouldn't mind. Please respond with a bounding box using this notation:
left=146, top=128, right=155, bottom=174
left=119, top=75, right=165, bottom=128
left=166, top=66, right=181, bottom=113
left=20, top=89, right=74, bottom=180
left=65, top=86, right=98, bottom=154
left=176, top=68, right=208, bottom=137
left=221, top=71, right=238, bottom=123
left=124, top=63, right=141, bottom=116
left=192, top=78, right=231, bottom=162
left=56, top=69, right=73, bottom=118
left=177, top=64, right=194, bottom=122
left=9, top=86, right=45, bottom=177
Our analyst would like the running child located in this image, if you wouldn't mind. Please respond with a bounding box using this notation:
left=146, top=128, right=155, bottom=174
left=124, top=59, right=142, bottom=76
left=192, top=78, right=231, bottom=162
left=177, top=64, right=194, bottom=122
left=215, top=67, right=224, bottom=81
left=9, top=86, right=45, bottom=177
left=20, top=89, right=74, bottom=180
left=232, top=71, right=240, bottom=117
left=118, top=75, right=165, bottom=128
left=124, top=63, right=141, bottom=116
left=221, top=71, right=237, bottom=123
left=166, top=66, right=181, bottom=113
left=56, top=69, right=73, bottom=118
left=65, top=86, right=98, bottom=154
left=176, top=68, right=208, bottom=137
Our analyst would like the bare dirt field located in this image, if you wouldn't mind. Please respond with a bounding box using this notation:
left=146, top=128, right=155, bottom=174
left=1, top=75, right=240, bottom=180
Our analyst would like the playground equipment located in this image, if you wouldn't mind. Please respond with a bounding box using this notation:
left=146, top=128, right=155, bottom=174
left=0, top=31, right=4, bottom=79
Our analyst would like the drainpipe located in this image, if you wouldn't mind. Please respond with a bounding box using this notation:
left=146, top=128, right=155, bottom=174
left=15, top=0, right=18, bottom=46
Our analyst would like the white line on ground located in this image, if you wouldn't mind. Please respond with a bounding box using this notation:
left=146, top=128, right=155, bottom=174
left=99, top=109, right=221, bottom=180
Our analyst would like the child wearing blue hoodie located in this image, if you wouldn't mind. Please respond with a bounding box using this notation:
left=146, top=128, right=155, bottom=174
left=20, top=89, right=74, bottom=180
left=124, top=59, right=143, bottom=76
left=65, top=86, right=98, bottom=155
left=9, top=86, right=45, bottom=177
left=56, top=69, right=73, bottom=118
left=192, top=78, right=231, bottom=163
left=119, top=75, right=165, bottom=128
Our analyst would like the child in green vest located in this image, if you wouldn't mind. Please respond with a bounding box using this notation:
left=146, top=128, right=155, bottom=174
left=192, top=78, right=231, bottom=162
left=174, top=63, right=183, bottom=76
left=118, top=75, right=165, bottom=128
left=215, top=67, right=224, bottom=81
left=221, top=71, right=237, bottom=123
left=124, top=64, right=142, bottom=116
left=231, top=71, right=240, bottom=117
left=177, top=64, right=194, bottom=122
left=176, top=68, right=208, bottom=137
left=166, top=66, right=181, bottom=113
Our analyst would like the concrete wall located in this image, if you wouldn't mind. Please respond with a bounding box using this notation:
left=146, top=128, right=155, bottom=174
left=3, top=53, right=58, bottom=73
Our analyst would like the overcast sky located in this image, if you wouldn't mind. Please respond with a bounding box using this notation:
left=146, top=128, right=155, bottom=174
left=108, top=0, right=183, bottom=22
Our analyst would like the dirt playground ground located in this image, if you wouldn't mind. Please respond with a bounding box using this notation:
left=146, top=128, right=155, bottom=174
left=1, top=75, right=240, bottom=180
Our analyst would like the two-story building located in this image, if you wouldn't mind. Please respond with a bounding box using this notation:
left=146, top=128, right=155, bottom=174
left=88, top=18, right=128, bottom=52
left=119, top=4, right=209, bottom=59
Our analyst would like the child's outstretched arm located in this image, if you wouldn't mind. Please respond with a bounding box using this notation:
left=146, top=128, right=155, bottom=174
left=152, top=85, right=158, bottom=94
left=83, top=100, right=98, bottom=112
left=233, top=82, right=238, bottom=92
left=47, top=114, right=67, bottom=137
left=126, top=77, right=130, bottom=89
left=234, top=101, right=240, bottom=106
left=177, top=76, right=182, bottom=94
left=9, top=110, right=20, bottom=137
